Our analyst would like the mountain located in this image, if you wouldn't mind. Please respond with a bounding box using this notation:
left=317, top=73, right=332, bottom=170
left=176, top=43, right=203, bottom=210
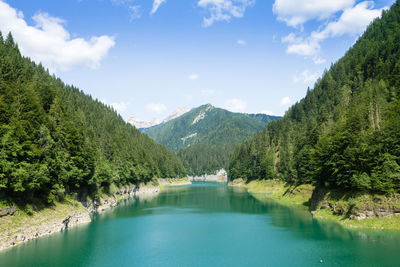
left=161, top=106, right=190, bottom=124
left=145, top=104, right=280, bottom=175
left=128, top=106, right=189, bottom=130
left=229, top=1, right=400, bottom=195
left=0, top=32, right=186, bottom=204
left=127, top=116, right=160, bottom=129
left=248, top=113, right=282, bottom=124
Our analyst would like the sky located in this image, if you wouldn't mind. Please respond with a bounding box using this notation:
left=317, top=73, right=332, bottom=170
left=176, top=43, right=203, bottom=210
left=0, top=0, right=395, bottom=121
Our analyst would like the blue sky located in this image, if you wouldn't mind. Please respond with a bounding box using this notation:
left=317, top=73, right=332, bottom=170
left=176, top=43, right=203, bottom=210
left=0, top=0, right=395, bottom=120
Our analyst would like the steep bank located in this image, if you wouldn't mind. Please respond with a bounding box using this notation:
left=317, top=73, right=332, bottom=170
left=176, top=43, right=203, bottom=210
left=0, top=183, right=161, bottom=252
left=229, top=179, right=400, bottom=230
left=310, top=187, right=400, bottom=230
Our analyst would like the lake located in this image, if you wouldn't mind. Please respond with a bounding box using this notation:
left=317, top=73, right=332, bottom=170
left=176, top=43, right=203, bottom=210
left=1, top=182, right=400, bottom=267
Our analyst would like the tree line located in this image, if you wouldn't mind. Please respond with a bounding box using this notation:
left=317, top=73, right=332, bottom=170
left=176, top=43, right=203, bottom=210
left=229, top=1, right=400, bottom=194
left=0, top=32, right=186, bottom=204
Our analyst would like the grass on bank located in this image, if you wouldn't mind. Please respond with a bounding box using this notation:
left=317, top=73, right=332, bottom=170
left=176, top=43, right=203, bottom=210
left=229, top=178, right=314, bottom=206
left=0, top=198, right=87, bottom=244
left=313, top=208, right=400, bottom=230
left=229, top=178, right=400, bottom=230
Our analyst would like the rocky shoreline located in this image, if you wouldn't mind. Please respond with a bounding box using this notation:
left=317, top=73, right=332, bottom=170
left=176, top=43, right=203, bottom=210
left=0, top=184, right=160, bottom=252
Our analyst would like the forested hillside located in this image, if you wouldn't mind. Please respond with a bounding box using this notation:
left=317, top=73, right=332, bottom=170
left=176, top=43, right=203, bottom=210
left=146, top=104, right=280, bottom=175
left=0, top=32, right=186, bottom=204
left=229, top=1, right=400, bottom=194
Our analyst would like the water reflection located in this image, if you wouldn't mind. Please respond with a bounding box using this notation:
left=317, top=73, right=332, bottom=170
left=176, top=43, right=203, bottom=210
left=98, top=183, right=400, bottom=245
left=1, top=182, right=400, bottom=267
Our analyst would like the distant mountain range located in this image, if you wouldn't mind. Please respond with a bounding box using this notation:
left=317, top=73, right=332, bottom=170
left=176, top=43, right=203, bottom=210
left=142, top=104, right=281, bottom=175
left=128, top=107, right=190, bottom=129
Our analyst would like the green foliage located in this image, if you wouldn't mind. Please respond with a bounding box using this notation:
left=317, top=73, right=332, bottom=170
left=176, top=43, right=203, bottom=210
left=177, top=144, right=234, bottom=175
left=145, top=104, right=280, bottom=175
left=229, top=1, right=400, bottom=194
left=0, top=32, right=186, bottom=204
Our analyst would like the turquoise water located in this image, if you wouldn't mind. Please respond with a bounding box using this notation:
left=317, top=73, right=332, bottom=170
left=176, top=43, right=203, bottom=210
left=1, top=183, right=400, bottom=267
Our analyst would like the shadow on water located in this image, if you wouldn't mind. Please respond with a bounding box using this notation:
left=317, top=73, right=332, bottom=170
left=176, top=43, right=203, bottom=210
left=98, top=182, right=400, bottom=243
left=1, top=182, right=400, bottom=267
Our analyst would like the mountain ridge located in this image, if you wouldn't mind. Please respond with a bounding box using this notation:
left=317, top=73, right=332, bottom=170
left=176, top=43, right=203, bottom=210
left=144, top=104, right=280, bottom=175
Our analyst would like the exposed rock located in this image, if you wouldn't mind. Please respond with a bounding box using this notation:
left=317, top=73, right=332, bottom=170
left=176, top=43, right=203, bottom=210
left=0, top=206, right=17, bottom=217
left=180, top=133, right=197, bottom=144
left=127, top=106, right=190, bottom=130
left=0, top=208, right=91, bottom=251
left=128, top=116, right=160, bottom=129
left=0, top=184, right=161, bottom=252
left=310, top=187, right=400, bottom=221
left=162, top=106, right=190, bottom=123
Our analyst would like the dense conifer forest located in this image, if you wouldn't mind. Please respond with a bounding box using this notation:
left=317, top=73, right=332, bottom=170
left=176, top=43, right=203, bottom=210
left=229, top=1, right=400, bottom=194
left=0, top=32, right=186, bottom=204
left=145, top=104, right=279, bottom=176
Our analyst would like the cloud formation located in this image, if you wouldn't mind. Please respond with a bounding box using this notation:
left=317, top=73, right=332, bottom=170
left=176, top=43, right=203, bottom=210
left=129, top=5, right=142, bottom=21
left=224, top=98, right=247, bottom=112
left=281, top=1, right=385, bottom=61
left=151, top=0, right=167, bottom=15
left=0, top=1, right=115, bottom=72
left=273, top=0, right=355, bottom=27
left=198, top=0, right=254, bottom=27
left=237, top=39, right=247, bottom=45
left=146, top=103, right=167, bottom=113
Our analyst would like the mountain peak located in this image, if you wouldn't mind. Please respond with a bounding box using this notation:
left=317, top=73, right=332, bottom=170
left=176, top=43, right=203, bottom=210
left=162, top=106, right=190, bottom=123
left=128, top=106, right=190, bottom=129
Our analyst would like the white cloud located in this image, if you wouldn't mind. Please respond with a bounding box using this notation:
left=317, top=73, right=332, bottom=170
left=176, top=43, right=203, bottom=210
left=312, top=56, right=326, bottom=65
left=224, top=98, right=247, bottom=112
left=0, top=1, right=115, bottom=72
left=293, top=69, right=320, bottom=84
left=110, top=102, right=128, bottom=113
left=198, top=0, right=254, bottom=27
left=282, top=32, right=320, bottom=57
left=150, top=0, right=167, bottom=15
left=280, top=96, right=291, bottom=106
left=201, top=89, right=215, bottom=95
left=188, top=74, right=199, bottom=80
left=282, top=2, right=385, bottom=60
left=318, top=1, right=385, bottom=37
left=146, top=103, right=167, bottom=113
left=129, top=5, right=142, bottom=21
left=273, top=0, right=355, bottom=27
left=237, top=39, right=247, bottom=45
left=111, top=0, right=141, bottom=21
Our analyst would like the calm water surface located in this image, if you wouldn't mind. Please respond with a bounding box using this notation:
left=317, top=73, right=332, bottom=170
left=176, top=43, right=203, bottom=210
left=1, top=183, right=400, bottom=267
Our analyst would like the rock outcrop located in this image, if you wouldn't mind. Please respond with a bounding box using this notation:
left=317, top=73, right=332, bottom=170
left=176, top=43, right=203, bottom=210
left=0, top=209, right=91, bottom=251
left=0, top=184, right=160, bottom=251
left=0, top=206, right=17, bottom=218
left=310, top=187, right=400, bottom=220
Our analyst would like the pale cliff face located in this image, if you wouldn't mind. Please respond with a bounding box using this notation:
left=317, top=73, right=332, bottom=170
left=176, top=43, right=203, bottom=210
left=128, top=106, right=190, bottom=129
left=127, top=116, right=161, bottom=129
left=162, top=106, right=190, bottom=123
